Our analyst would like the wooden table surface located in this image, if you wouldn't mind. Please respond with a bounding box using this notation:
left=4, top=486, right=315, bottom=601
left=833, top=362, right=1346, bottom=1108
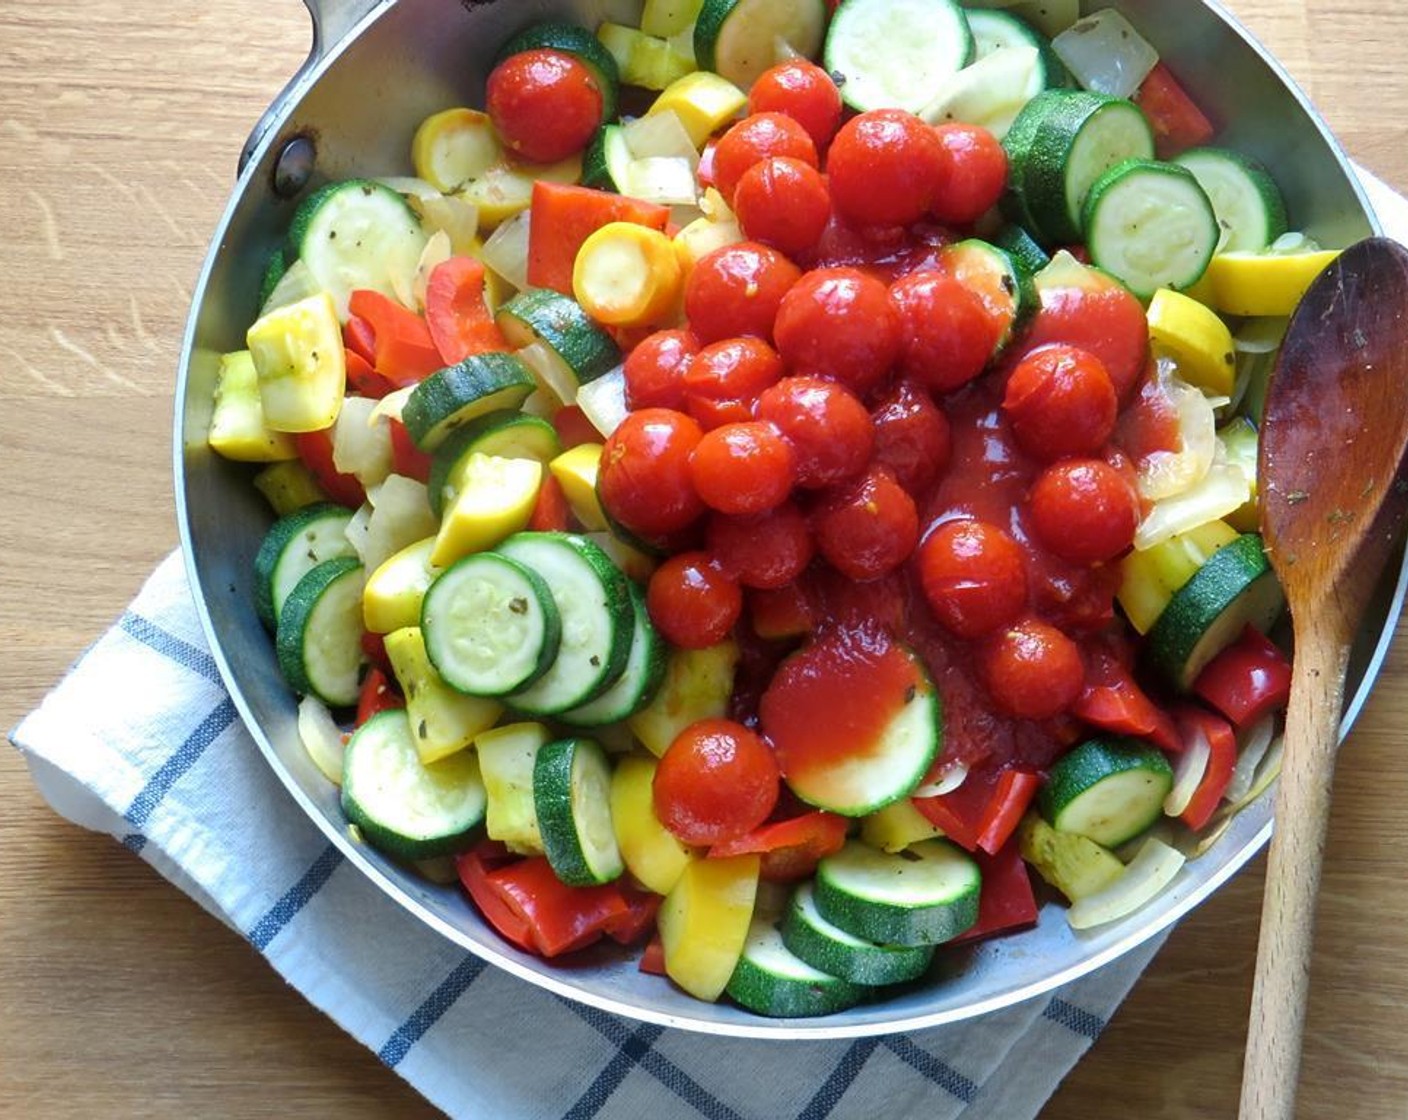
left=3, top=1, right=1406, bottom=1116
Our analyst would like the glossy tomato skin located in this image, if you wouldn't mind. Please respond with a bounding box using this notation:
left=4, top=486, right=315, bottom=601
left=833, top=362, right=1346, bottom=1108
left=653, top=718, right=781, bottom=845
left=870, top=380, right=952, bottom=495
left=918, top=519, right=1028, bottom=639
left=756, top=375, right=873, bottom=488
left=684, top=242, right=801, bottom=344
left=734, top=157, right=832, bottom=256
left=682, top=336, right=784, bottom=428
left=748, top=59, right=844, bottom=150
left=827, top=109, right=945, bottom=228
left=707, top=501, right=814, bottom=589
left=624, top=328, right=699, bottom=411
left=689, top=421, right=797, bottom=516
left=1027, top=458, right=1141, bottom=564
left=930, top=123, right=1009, bottom=225
left=773, top=267, right=901, bottom=396
left=647, top=551, right=743, bottom=649
left=1021, top=280, right=1149, bottom=402
left=485, top=49, right=602, bottom=163
left=711, top=112, right=818, bottom=204
left=598, top=408, right=705, bottom=538
left=813, top=466, right=920, bottom=581
left=889, top=270, right=1000, bottom=393
left=980, top=618, right=1086, bottom=720
left=1002, top=343, right=1118, bottom=461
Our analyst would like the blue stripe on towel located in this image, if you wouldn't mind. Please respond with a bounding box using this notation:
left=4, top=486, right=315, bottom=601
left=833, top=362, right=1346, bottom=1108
left=563, top=1023, right=665, bottom=1120
left=122, top=696, right=236, bottom=828
left=883, top=1035, right=978, bottom=1103
left=1043, top=998, right=1107, bottom=1040
left=379, top=956, right=487, bottom=1068
left=797, top=1038, right=879, bottom=1120
left=247, top=844, right=345, bottom=950
left=121, top=612, right=222, bottom=684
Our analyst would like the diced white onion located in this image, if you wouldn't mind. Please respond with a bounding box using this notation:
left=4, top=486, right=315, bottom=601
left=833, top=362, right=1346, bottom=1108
left=1269, top=231, right=1321, bottom=255
left=259, top=258, right=321, bottom=317
left=367, top=385, right=416, bottom=427
left=1134, top=458, right=1253, bottom=551
left=910, top=760, right=970, bottom=799
left=332, top=396, right=394, bottom=487
left=1053, top=9, right=1159, bottom=100
left=1163, top=726, right=1210, bottom=817
left=1235, top=317, right=1290, bottom=355
left=348, top=475, right=438, bottom=573
left=480, top=208, right=531, bottom=293
left=375, top=176, right=442, bottom=201
left=417, top=192, right=481, bottom=258
left=577, top=365, right=630, bottom=438
left=1225, top=714, right=1276, bottom=804
left=622, top=155, right=699, bottom=206
left=297, top=695, right=347, bottom=785
left=413, top=229, right=454, bottom=312
left=1067, top=836, right=1186, bottom=930
left=623, top=109, right=701, bottom=164
left=1136, top=368, right=1219, bottom=501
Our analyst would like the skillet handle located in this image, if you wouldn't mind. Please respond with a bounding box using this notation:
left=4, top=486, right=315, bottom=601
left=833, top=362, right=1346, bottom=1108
left=238, top=0, right=384, bottom=177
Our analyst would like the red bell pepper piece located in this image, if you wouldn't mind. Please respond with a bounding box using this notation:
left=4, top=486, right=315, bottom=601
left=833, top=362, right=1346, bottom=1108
left=1175, top=704, right=1239, bottom=830
left=1192, top=625, right=1292, bottom=729
left=639, top=934, right=668, bottom=976
left=528, top=474, right=572, bottom=532
left=424, top=257, right=509, bottom=364
left=551, top=404, right=603, bottom=451
left=455, top=841, right=537, bottom=953
left=361, top=631, right=393, bottom=677
left=485, top=856, right=631, bottom=957
left=1134, top=62, right=1216, bottom=159
left=913, top=766, right=1000, bottom=852
left=1072, top=644, right=1181, bottom=753
left=344, top=349, right=398, bottom=400
left=293, top=427, right=366, bottom=509
left=527, top=182, right=671, bottom=294
left=603, top=886, right=662, bottom=946
left=389, top=419, right=433, bottom=484
left=973, top=769, right=1040, bottom=856
left=355, top=667, right=403, bottom=727
left=347, top=289, right=445, bottom=386
left=707, top=811, right=850, bottom=882
left=343, top=315, right=378, bottom=366
left=953, top=841, right=1040, bottom=943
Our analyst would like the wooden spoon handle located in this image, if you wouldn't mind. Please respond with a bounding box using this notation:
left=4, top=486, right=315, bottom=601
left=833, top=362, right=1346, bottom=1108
left=1238, top=624, right=1351, bottom=1120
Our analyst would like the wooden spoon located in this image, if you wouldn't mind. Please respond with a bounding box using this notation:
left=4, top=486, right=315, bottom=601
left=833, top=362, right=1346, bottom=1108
left=1239, top=236, right=1408, bottom=1120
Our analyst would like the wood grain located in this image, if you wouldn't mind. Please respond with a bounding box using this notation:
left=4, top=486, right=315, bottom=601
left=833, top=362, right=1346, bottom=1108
left=1, top=2, right=1405, bottom=1117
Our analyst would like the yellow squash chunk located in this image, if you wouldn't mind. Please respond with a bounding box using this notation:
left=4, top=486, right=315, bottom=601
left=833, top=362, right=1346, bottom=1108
left=475, top=721, right=550, bottom=854
left=412, top=108, right=504, bottom=194
left=658, top=854, right=760, bottom=1002
left=1018, top=813, right=1125, bottom=903
left=649, top=71, right=747, bottom=148
left=1201, top=249, right=1340, bottom=317
left=674, top=214, right=745, bottom=275
left=1146, top=288, right=1236, bottom=397
left=1219, top=417, right=1261, bottom=532
left=611, top=755, right=698, bottom=894
left=430, top=454, right=542, bottom=568
left=598, top=22, right=696, bottom=90
left=458, top=155, right=583, bottom=229
left=549, top=443, right=608, bottom=531
left=384, top=625, right=503, bottom=763
left=1117, top=518, right=1239, bottom=633
left=860, top=798, right=946, bottom=853
left=363, top=536, right=441, bottom=634
left=246, top=291, right=346, bottom=433
left=208, top=350, right=299, bottom=462
left=628, top=640, right=740, bottom=756
left=253, top=459, right=327, bottom=515
left=573, top=222, right=684, bottom=329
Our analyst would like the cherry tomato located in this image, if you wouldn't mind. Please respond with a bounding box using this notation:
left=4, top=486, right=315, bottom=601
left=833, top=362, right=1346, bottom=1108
left=551, top=404, right=600, bottom=451
left=683, top=241, right=801, bottom=344
left=929, top=123, right=1009, bottom=225
left=773, top=267, right=901, bottom=396
left=485, top=49, right=602, bottom=164
left=755, top=375, right=873, bottom=488
left=980, top=618, right=1086, bottom=720
left=646, top=552, right=743, bottom=649
left=1002, top=343, right=1118, bottom=461
left=918, top=519, right=1028, bottom=639
left=870, top=381, right=952, bottom=495
left=598, top=408, right=705, bottom=538
left=812, top=466, right=919, bottom=581
left=689, top=421, right=797, bottom=516
left=1021, top=279, right=1149, bottom=401
left=748, top=59, right=844, bottom=150
left=826, top=109, right=945, bottom=228
left=623, top=328, right=699, bottom=411
left=707, top=500, right=814, bottom=589
left=1027, top=459, right=1140, bottom=564
left=889, top=270, right=1000, bottom=393
left=711, top=112, right=819, bottom=204
left=734, top=156, right=831, bottom=256
left=653, top=718, right=781, bottom=845
left=682, top=336, right=784, bottom=428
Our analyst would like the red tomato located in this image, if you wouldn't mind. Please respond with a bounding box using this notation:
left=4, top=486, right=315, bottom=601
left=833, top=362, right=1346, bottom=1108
left=756, top=375, right=873, bottom=488
left=598, top=408, right=706, bottom=538
left=918, top=519, right=1028, bottom=639
left=623, top=328, right=699, bottom=411
left=1002, top=343, right=1118, bottom=461
left=1027, top=459, right=1140, bottom=564
left=707, top=811, right=849, bottom=882
left=683, top=241, right=801, bottom=344
left=889, top=270, right=1000, bottom=393
left=682, top=336, right=784, bottom=428
left=773, top=267, right=901, bottom=396
left=527, top=474, right=571, bottom=532
left=485, top=49, right=602, bottom=163
left=733, top=156, right=832, bottom=256
left=711, top=112, right=818, bottom=204
left=1021, top=278, right=1149, bottom=402
left=826, top=109, right=945, bottom=228
left=869, top=381, right=952, bottom=495
left=748, top=59, right=844, bottom=150
left=646, top=551, right=743, bottom=649
left=812, top=466, right=919, bottom=581
left=707, top=500, right=814, bottom=589
left=980, top=618, right=1086, bottom=720
left=930, top=123, right=1009, bottom=225
left=653, top=718, right=780, bottom=845
left=689, top=421, right=797, bottom=516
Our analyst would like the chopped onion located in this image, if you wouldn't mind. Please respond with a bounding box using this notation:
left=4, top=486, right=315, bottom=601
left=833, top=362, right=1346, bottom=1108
left=1163, top=725, right=1210, bottom=817
left=367, top=385, right=416, bottom=427
left=332, top=395, right=393, bottom=487
left=297, top=695, right=347, bottom=785
left=1067, top=836, right=1186, bottom=930
left=583, top=531, right=657, bottom=583
left=1235, top=317, right=1290, bottom=355
left=417, top=191, right=480, bottom=258
left=347, top=475, right=438, bottom=573
left=1053, top=9, right=1159, bottom=99
left=577, top=364, right=629, bottom=438
left=480, top=208, right=531, bottom=294
left=413, top=229, right=453, bottom=311
left=375, top=175, right=441, bottom=201
left=920, top=46, right=1042, bottom=140
left=910, top=760, right=969, bottom=799
left=623, top=109, right=700, bottom=165
left=259, top=258, right=320, bottom=317
left=622, top=155, right=699, bottom=206
left=1134, top=457, right=1253, bottom=551
left=698, top=187, right=735, bottom=223
left=1136, top=367, right=1218, bottom=501
left=518, top=340, right=575, bottom=407
left=1193, top=736, right=1284, bottom=858
left=1225, top=714, right=1276, bottom=804
left=1270, top=230, right=1321, bottom=255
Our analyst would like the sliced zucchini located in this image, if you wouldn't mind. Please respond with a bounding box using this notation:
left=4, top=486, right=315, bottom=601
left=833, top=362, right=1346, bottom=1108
left=643, top=0, right=706, bottom=38
left=992, top=223, right=1051, bottom=276
left=1174, top=147, right=1289, bottom=254
left=560, top=580, right=666, bottom=726
left=696, top=0, right=828, bottom=91
left=253, top=501, right=357, bottom=630
left=400, top=352, right=538, bottom=451
left=627, top=639, right=740, bottom=755
left=274, top=556, right=367, bottom=707
left=257, top=246, right=288, bottom=310
left=813, top=839, right=981, bottom=946
left=582, top=124, right=633, bottom=192
left=936, top=238, right=1033, bottom=357
left=497, top=22, right=621, bottom=122
left=341, top=709, right=487, bottom=862
left=426, top=409, right=561, bottom=518
left=495, top=289, right=622, bottom=404
left=533, top=736, right=625, bottom=886
left=1039, top=737, right=1174, bottom=848
left=920, top=43, right=1046, bottom=141
left=475, top=721, right=550, bottom=854
left=726, top=916, right=867, bottom=1018
left=967, top=8, right=1067, bottom=88
left=824, top=0, right=973, bottom=114
left=782, top=883, right=936, bottom=986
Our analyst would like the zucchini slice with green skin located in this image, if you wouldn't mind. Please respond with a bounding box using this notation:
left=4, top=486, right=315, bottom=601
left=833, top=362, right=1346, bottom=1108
left=421, top=552, right=561, bottom=697
left=497, top=532, right=635, bottom=715
left=258, top=245, right=288, bottom=309
left=1173, top=147, right=1290, bottom=253
left=967, top=8, right=1069, bottom=89
left=1039, top=737, right=1174, bottom=848
left=426, top=409, right=562, bottom=518
left=1082, top=158, right=1219, bottom=298
left=1145, top=532, right=1285, bottom=690
left=582, top=124, right=632, bottom=192
left=560, top=579, right=667, bottom=727
left=495, top=289, right=622, bottom=404
left=496, top=22, right=622, bottom=122
left=696, top=0, right=829, bottom=91
left=253, top=501, right=356, bottom=629
left=401, top=352, right=538, bottom=452
left=992, top=223, right=1051, bottom=277
left=274, top=556, right=367, bottom=707
left=341, top=709, right=487, bottom=862
left=782, top=883, right=936, bottom=986
left=813, top=840, right=981, bottom=947
left=725, top=916, right=867, bottom=1018
left=824, top=0, right=973, bottom=114
left=533, top=736, right=625, bottom=886
left=936, top=238, right=1034, bottom=358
